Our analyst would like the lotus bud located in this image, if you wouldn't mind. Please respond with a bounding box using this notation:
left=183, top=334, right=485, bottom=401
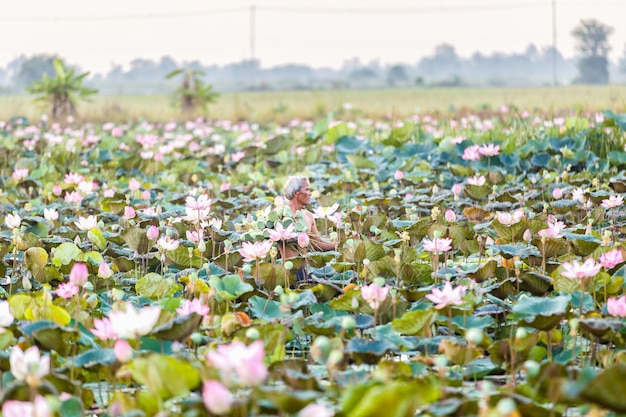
left=409, top=213, right=418, bottom=221
left=288, top=292, right=299, bottom=304
left=274, top=285, right=284, bottom=296
left=523, top=229, right=532, bottom=242
left=389, top=189, right=397, bottom=197
left=22, top=275, right=32, bottom=291
left=284, top=261, right=293, bottom=271
left=524, top=360, right=541, bottom=378
left=513, top=259, right=523, bottom=270
left=445, top=209, right=456, bottom=222
left=465, top=328, right=484, bottom=346
left=341, top=316, right=356, bottom=331
left=432, top=184, right=439, bottom=194
left=569, top=318, right=579, bottom=335
left=351, top=297, right=359, bottom=310
left=246, top=327, right=260, bottom=341
left=327, top=349, right=344, bottom=368
left=496, top=398, right=517, bottom=415
left=242, top=264, right=252, bottom=274
left=311, top=336, right=331, bottom=364
left=515, top=328, right=528, bottom=340
left=362, top=258, right=370, bottom=267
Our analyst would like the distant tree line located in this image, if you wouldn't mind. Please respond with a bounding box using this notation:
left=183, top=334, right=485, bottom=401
left=1, top=19, right=625, bottom=94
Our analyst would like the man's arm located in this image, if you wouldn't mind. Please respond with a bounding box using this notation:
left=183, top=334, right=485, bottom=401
left=306, top=211, right=337, bottom=252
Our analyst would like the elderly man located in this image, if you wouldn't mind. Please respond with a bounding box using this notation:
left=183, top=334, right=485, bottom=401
left=281, top=176, right=338, bottom=280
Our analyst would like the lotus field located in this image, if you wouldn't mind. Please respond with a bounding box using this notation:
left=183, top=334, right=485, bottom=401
left=3, top=108, right=626, bottom=417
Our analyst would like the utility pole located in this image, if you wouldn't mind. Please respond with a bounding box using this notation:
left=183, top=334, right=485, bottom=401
left=552, top=0, right=558, bottom=86
left=250, top=5, right=256, bottom=89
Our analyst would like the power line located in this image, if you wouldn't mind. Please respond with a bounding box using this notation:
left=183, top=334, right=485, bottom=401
left=0, top=8, right=247, bottom=22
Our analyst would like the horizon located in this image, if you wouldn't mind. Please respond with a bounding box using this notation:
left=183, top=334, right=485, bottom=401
left=2, top=0, right=626, bottom=75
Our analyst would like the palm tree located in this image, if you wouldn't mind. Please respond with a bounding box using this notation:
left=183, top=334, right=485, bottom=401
left=27, top=58, right=97, bottom=120
left=166, top=68, right=219, bottom=114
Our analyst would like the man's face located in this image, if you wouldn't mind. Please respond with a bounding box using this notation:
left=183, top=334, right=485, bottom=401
left=295, top=182, right=311, bottom=205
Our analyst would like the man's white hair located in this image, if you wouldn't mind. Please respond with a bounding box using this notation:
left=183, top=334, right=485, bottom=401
left=284, top=176, right=309, bottom=200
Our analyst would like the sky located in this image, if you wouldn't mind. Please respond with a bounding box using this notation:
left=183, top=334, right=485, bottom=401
left=1, top=0, right=625, bottom=75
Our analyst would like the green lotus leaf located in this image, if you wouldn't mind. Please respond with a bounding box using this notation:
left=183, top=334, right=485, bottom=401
left=341, top=379, right=441, bottom=417
left=70, top=348, right=116, bottom=369
left=259, top=387, right=320, bottom=414
left=131, top=354, right=200, bottom=400
left=51, top=242, right=82, bottom=267
left=166, top=245, right=203, bottom=269
left=87, top=228, right=107, bottom=251
left=209, top=274, right=254, bottom=302
left=346, top=338, right=398, bottom=365
left=487, top=244, right=542, bottom=259
left=392, top=309, right=436, bottom=336
left=19, top=320, right=78, bottom=355
left=512, top=294, right=570, bottom=330
left=581, top=364, right=626, bottom=413
left=439, top=338, right=482, bottom=365
left=325, top=122, right=351, bottom=144
left=136, top=273, right=180, bottom=299
left=249, top=295, right=282, bottom=321
left=151, top=313, right=203, bottom=341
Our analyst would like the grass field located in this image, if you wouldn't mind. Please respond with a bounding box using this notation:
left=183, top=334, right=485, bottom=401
left=1, top=85, right=626, bottom=123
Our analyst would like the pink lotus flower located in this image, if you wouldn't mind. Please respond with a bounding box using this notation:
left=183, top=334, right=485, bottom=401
left=467, top=175, right=486, bottom=186
left=361, top=282, right=390, bottom=310
left=114, top=339, right=133, bottom=363
left=141, top=190, right=151, bottom=200
left=91, top=317, right=117, bottom=340
left=74, top=215, right=98, bottom=231
left=537, top=217, right=565, bottom=239
left=108, top=303, right=161, bottom=339
left=602, top=195, right=624, bottom=209
left=561, top=258, right=601, bottom=280
left=69, top=263, right=88, bottom=287
left=5, top=213, right=21, bottom=229
left=426, top=281, right=467, bottom=309
left=146, top=225, right=159, bottom=240
left=123, top=206, right=136, bottom=219
left=53, top=185, right=63, bottom=196
left=552, top=188, right=564, bottom=199
left=393, top=170, right=404, bottom=180
left=267, top=223, right=297, bottom=242
left=56, top=282, right=79, bottom=299
left=312, top=204, right=340, bottom=220
left=185, top=194, right=212, bottom=210
left=186, top=229, right=204, bottom=243
left=462, top=145, right=482, bottom=161
left=9, top=346, right=50, bottom=387
left=451, top=183, right=464, bottom=195
left=0, top=300, right=14, bottom=332
left=64, top=191, right=83, bottom=204
left=297, top=232, right=310, bottom=248
left=231, top=151, right=246, bottom=162
left=177, top=298, right=210, bottom=317
left=2, top=396, right=51, bottom=417
left=600, top=249, right=624, bottom=269
left=98, top=262, right=113, bottom=279
left=43, top=208, right=59, bottom=222
left=239, top=240, right=273, bottom=263
left=128, top=178, right=141, bottom=191
left=12, top=168, right=29, bottom=181
left=157, top=235, right=180, bottom=251
left=479, top=143, right=500, bottom=157
left=422, top=236, right=453, bottom=253
left=220, top=182, right=230, bottom=192
left=203, top=380, right=234, bottom=415
left=207, top=340, right=268, bottom=386
left=64, top=172, right=84, bottom=184
left=445, top=209, right=456, bottom=222
left=607, top=295, right=626, bottom=317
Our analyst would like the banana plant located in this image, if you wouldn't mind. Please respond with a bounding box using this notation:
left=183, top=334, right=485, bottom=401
left=166, top=68, right=219, bottom=114
left=27, top=58, right=97, bottom=120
